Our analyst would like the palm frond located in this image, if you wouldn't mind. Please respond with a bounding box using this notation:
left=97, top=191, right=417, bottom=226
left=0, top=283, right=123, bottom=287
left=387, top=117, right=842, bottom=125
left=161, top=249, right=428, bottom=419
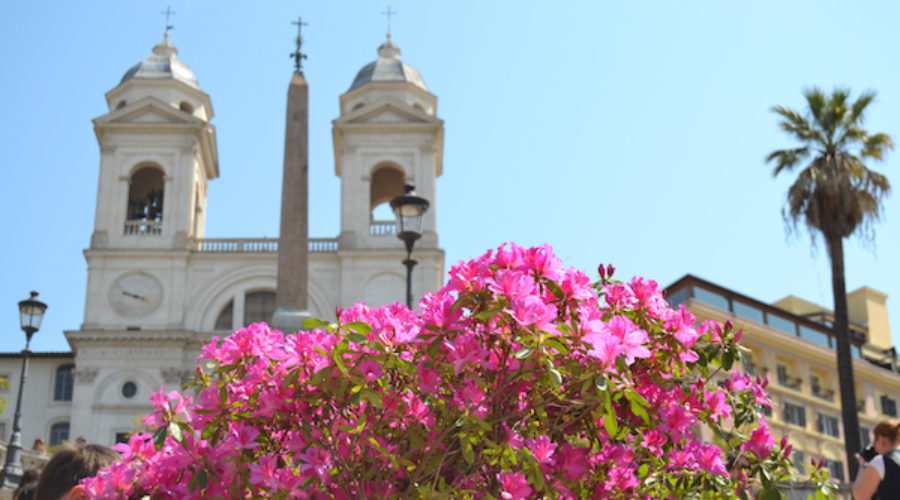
left=804, top=87, right=827, bottom=127
left=771, top=105, right=825, bottom=144
left=847, top=91, right=876, bottom=126
left=766, top=147, right=810, bottom=177
left=861, top=133, right=894, bottom=161
left=834, top=126, right=866, bottom=149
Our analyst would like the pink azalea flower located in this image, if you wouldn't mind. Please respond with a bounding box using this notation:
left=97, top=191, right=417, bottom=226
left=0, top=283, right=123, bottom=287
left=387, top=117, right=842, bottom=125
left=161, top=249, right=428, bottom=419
left=497, top=472, right=532, bottom=500
left=231, top=422, right=261, bottom=449
left=741, top=418, right=775, bottom=458
left=556, top=443, right=589, bottom=481
left=705, top=390, right=732, bottom=422
left=525, top=435, right=557, bottom=465
left=357, top=359, right=383, bottom=382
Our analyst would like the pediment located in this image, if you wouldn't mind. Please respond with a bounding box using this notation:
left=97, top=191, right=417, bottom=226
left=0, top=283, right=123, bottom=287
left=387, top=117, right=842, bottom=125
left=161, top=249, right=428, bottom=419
left=336, top=98, right=439, bottom=127
left=94, top=96, right=202, bottom=126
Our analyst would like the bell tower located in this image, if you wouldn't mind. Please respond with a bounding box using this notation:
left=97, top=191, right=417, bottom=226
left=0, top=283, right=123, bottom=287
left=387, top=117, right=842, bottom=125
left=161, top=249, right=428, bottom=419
left=81, top=35, right=219, bottom=332
left=332, top=36, right=443, bottom=252
left=90, top=35, right=218, bottom=251
left=331, top=36, right=445, bottom=306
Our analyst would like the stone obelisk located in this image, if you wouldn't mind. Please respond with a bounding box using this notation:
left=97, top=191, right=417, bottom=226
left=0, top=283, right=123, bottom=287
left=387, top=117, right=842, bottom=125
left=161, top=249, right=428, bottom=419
left=272, top=21, right=312, bottom=332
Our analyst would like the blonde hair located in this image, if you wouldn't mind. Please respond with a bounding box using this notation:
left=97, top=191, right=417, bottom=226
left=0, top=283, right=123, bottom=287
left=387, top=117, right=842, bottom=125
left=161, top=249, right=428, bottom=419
left=873, top=419, right=900, bottom=442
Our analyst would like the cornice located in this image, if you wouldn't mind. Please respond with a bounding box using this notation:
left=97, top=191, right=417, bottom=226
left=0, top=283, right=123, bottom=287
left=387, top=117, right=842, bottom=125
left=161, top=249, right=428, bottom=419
left=64, top=329, right=198, bottom=344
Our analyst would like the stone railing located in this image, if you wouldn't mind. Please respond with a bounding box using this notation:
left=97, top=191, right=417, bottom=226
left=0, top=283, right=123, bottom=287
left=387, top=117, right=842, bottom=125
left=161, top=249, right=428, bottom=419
left=370, top=221, right=397, bottom=236
left=0, top=443, right=51, bottom=474
left=309, top=238, right=339, bottom=252
left=193, top=238, right=339, bottom=253
left=123, top=220, right=162, bottom=235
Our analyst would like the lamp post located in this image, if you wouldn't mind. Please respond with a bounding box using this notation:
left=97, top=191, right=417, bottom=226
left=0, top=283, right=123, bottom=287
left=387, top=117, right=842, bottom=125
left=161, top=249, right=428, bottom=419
left=0, top=292, right=47, bottom=489
left=390, top=184, right=429, bottom=308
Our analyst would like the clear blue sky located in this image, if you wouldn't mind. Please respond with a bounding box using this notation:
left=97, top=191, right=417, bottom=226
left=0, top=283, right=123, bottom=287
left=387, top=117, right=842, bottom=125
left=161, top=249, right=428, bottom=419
left=2, top=1, right=899, bottom=353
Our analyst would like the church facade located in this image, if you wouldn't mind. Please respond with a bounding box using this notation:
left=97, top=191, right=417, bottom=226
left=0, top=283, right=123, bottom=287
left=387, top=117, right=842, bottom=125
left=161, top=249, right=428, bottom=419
left=0, top=34, right=445, bottom=448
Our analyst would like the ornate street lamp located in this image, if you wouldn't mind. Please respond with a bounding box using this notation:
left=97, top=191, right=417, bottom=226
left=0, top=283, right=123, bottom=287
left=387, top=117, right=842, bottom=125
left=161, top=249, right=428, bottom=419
left=390, top=184, right=429, bottom=308
left=0, top=292, right=47, bottom=489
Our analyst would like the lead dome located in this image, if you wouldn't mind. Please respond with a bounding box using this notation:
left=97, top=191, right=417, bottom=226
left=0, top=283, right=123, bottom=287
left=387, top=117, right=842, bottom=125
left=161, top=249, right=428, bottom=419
left=120, top=35, right=200, bottom=90
left=349, top=36, right=427, bottom=91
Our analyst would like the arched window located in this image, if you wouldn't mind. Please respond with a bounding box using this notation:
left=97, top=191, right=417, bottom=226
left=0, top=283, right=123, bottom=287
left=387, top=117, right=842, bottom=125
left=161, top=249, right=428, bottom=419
left=215, top=300, right=234, bottom=331
left=49, top=422, right=70, bottom=447
left=125, top=166, right=165, bottom=235
left=244, top=292, right=275, bottom=326
left=369, top=166, right=404, bottom=235
left=116, top=100, right=127, bottom=110
left=179, top=101, right=194, bottom=114
left=54, top=364, right=74, bottom=401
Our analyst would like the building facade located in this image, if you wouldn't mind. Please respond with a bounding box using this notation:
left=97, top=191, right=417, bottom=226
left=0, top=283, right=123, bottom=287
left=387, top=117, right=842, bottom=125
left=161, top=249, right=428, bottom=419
left=0, top=33, right=445, bottom=448
left=667, top=275, right=900, bottom=482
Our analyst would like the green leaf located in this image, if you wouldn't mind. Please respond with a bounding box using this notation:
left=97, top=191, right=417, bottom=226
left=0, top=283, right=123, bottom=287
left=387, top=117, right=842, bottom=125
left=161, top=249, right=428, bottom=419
left=346, top=332, right=367, bottom=344
left=153, top=425, right=167, bottom=447
left=544, top=338, right=569, bottom=355
left=345, top=322, right=373, bottom=334
left=361, top=389, right=383, bottom=408
left=515, top=347, right=534, bottom=359
left=638, top=463, right=649, bottom=479
left=461, top=434, right=475, bottom=465
left=722, top=349, right=734, bottom=371
left=168, top=421, right=183, bottom=443
left=603, top=412, right=618, bottom=436
left=548, top=368, right=562, bottom=387
left=302, top=317, right=331, bottom=329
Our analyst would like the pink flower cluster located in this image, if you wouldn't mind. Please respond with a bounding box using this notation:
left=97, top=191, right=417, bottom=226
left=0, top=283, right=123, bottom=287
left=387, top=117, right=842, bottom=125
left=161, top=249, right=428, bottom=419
left=83, top=243, right=788, bottom=499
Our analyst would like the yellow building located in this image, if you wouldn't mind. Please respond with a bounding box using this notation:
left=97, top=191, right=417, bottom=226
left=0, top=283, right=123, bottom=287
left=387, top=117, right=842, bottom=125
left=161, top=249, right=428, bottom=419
left=667, top=275, right=900, bottom=483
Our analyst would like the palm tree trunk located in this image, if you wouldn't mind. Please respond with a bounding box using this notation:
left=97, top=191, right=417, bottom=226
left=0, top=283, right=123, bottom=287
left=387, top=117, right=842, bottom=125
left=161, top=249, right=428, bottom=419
left=827, top=234, right=862, bottom=481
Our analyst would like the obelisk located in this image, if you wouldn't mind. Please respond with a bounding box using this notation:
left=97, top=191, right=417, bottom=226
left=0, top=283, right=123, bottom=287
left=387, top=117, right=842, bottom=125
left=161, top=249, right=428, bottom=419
left=272, top=17, right=312, bottom=332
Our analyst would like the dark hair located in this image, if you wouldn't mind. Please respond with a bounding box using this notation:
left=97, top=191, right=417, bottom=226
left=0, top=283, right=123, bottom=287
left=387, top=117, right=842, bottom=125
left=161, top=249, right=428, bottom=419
left=33, top=444, right=120, bottom=500
left=14, top=481, right=37, bottom=500
left=874, top=418, right=900, bottom=442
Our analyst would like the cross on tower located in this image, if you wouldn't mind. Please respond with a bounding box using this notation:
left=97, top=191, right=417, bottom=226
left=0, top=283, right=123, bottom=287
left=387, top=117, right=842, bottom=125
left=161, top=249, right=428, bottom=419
left=290, top=16, right=309, bottom=72
left=161, top=5, right=175, bottom=36
left=381, top=6, right=397, bottom=36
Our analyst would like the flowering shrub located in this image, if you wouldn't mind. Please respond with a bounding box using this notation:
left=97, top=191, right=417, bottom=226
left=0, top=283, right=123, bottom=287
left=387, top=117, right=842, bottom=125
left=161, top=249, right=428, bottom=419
left=85, top=243, right=793, bottom=499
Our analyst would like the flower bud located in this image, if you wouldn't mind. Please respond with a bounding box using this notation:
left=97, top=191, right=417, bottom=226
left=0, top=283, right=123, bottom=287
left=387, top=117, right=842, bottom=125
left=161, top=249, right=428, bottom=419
left=607, top=264, right=616, bottom=278
left=598, top=264, right=606, bottom=280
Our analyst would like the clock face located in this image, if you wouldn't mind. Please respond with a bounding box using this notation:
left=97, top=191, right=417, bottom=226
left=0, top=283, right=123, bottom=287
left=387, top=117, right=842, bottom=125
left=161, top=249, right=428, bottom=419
left=108, top=272, right=164, bottom=318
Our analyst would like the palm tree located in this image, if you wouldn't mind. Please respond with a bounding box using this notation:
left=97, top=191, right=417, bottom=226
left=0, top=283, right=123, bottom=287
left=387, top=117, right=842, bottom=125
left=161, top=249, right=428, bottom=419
left=767, top=87, right=892, bottom=480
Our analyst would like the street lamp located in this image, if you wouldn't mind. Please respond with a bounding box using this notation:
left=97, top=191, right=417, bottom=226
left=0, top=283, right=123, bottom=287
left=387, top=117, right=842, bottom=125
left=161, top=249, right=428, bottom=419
left=0, top=292, right=47, bottom=489
left=390, top=183, right=429, bottom=308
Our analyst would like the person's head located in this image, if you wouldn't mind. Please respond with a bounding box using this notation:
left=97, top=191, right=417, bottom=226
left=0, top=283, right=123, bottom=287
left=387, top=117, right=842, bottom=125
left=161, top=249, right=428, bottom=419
left=33, top=444, right=120, bottom=500
left=14, top=481, right=37, bottom=500
left=32, top=438, right=45, bottom=452
left=873, top=419, right=900, bottom=454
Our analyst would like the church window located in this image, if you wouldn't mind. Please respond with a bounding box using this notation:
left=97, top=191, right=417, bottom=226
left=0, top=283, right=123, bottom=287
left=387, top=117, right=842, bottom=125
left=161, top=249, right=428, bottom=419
left=215, top=300, right=234, bottom=331
left=116, top=100, right=127, bottom=110
left=54, top=364, right=74, bottom=401
left=369, top=165, right=404, bottom=234
left=49, top=422, right=70, bottom=447
left=125, top=166, right=165, bottom=235
left=122, top=382, right=137, bottom=399
left=244, top=292, right=276, bottom=326
left=179, top=101, right=194, bottom=114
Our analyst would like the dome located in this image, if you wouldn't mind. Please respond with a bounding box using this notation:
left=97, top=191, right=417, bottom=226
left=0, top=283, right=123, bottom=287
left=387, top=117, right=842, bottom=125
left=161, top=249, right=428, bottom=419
left=349, top=36, right=427, bottom=92
left=120, top=35, right=200, bottom=90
